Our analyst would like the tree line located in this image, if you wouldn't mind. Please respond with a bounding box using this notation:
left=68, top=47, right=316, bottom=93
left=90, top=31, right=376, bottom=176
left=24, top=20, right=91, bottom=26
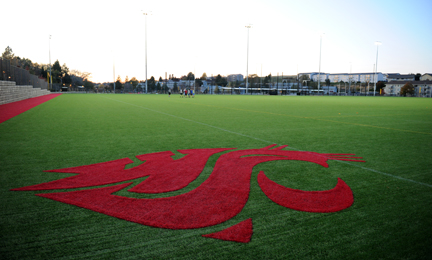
left=1, top=46, right=93, bottom=90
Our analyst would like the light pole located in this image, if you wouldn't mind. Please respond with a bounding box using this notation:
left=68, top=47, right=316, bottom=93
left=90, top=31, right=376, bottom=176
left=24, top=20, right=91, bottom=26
left=113, top=52, right=116, bottom=93
left=349, top=62, right=352, bottom=95
left=49, top=35, right=52, bottom=91
left=374, top=41, right=381, bottom=96
left=245, top=24, right=252, bottom=94
left=143, top=11, right=151, bottom=94
left=318, top=33, right=324, bottom=92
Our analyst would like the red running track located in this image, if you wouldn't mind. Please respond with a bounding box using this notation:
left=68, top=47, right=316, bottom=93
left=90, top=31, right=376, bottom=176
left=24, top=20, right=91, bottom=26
left=0, top=94, right=62, bottom=124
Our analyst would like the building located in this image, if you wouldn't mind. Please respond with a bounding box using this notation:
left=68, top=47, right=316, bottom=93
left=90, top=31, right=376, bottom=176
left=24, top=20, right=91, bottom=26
left=420, top=73, right=432, bottom=81
left=298, top=72, right=319, bottom=81
left=300, top=72, right=385, bottom=84
left=311, top=73, right=328, bottom=82
left=384, top=81, right=432, bottom=97
left=227, top=74, right=244, bottom=82
left=386, top=73, right=415, bottom=81
left=327, top=73, right=385, bottom=83
left=321, top=86, right=338, bottom=95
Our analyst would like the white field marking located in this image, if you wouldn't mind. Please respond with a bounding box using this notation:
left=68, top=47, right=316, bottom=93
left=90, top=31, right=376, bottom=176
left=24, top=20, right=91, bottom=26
left=334, top=160, right=432, bottom=188
left=105, top=97, right=432, bottom=188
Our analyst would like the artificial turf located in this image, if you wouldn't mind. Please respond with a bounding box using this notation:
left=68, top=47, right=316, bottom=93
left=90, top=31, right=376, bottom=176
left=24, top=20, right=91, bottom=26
left=1, top=93, right=431, bottom=259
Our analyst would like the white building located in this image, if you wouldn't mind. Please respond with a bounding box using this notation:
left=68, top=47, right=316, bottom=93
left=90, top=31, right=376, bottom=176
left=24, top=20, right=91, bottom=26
left=384, top=81, right=432, bottom=97
left=387, top=74, right=415, bottom=81
left=327, top=73, right=385, bottom=83
left=420, top=73, right=432, bottom=81
left=299, top=72, right=385, bottom=84
left=227, top=74, right=244, bottom=82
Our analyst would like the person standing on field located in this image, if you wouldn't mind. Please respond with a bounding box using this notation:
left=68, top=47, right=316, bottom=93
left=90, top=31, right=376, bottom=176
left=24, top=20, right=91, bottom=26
left=180, top=88, right=183, bottom=97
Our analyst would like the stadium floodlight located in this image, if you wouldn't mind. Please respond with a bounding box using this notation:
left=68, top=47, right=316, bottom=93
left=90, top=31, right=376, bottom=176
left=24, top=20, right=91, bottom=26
left=142, top=11, right=152, bottom=94
left=318, top=32, right=324, bottom=92
left=349, top=62, right=352, bottom=95
left=113, top=52, right=115, bottom=94
left=245, top=24, right=252, bottom=94
left=49, top=35, right=52, bottom=91
left=374, top=41, right=382, bottom=96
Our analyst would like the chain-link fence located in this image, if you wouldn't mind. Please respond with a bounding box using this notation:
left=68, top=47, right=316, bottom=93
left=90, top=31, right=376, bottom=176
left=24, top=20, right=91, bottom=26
left=0, top=58, right=48, bottom=89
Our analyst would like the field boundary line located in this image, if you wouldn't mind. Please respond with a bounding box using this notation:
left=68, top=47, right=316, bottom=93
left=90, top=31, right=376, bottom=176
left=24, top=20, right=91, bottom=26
left=105, top=97, right=432, bottom=188
left=334, top=161, right=432, bottom=188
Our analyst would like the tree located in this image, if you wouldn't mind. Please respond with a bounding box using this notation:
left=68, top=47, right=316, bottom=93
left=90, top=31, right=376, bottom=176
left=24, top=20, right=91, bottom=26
left=376, top=81, right=386, bottom=91
left=40, top=66, right=47, bottom=79
left=125, top=76, right=129, bottom=84
left=263, top=74, right=272, bottom=87
left=173, top=82, right=178, bottom=93
left=130, top=77, right=139, bottom=88
left=61, top=63, right=69, bottom=75
left=162, top=82, right=168, bottom=93
left=415, top=73, right=421, bottom=81
left=1, top=46, right=14, bottom=60
left=325, top=79, right=331, bottom=86
left=84, top=80, right=94, bottom=90
left=70, top=70, right=91, bottom=82
left=63, top=73, right=72, bottom=85
left=115, top=76, right=123, bottom=91
left=59, top=63, right=72, bottom=86
left=195, top=78, right=203, bottom=87
left=148, top=76, right=156, bottom=92
left=249, top=74, right=259, bottom=88
left=51, top=60, right=62, bottom=83
left=17, top=57, right=33, bottom=70
left=187, top=72, right=195, bottom=80
left=400, top=82, right=414, bottom=96
left=300, top=74, right=310, bottom=81
left=52, top=60, right=61, bottom=72
left=200, top=73, right=207, bottom=80
left=69, top=70, right=91, bottom=87
left=215, top=74, right=227, bottom=87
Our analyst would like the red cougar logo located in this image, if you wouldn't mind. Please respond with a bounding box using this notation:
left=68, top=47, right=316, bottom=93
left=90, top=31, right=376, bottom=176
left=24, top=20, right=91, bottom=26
left=12, top=145, right=365, bottom=243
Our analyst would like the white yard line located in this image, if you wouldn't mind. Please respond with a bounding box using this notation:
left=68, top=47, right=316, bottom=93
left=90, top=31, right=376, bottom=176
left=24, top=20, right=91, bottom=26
left=106, top=97, right=432, bottom=188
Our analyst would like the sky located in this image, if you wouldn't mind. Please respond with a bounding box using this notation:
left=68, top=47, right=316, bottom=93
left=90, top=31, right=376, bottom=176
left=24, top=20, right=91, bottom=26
left=2, top=0, right=431, bottom=83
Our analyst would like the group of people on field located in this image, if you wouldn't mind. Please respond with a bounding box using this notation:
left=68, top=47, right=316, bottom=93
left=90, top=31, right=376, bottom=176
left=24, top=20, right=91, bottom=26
left=179, top=88, right=194, bottom=98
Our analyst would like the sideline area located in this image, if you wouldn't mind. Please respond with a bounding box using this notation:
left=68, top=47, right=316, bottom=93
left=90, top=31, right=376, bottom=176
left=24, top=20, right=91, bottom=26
left=0, top=94, right=62, bottom=123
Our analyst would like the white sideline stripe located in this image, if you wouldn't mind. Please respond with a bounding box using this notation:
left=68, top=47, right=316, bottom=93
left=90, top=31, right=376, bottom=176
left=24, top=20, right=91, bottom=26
left=335, top=161, right=432, bottom=188
left=106, top=97, right=432, bottom=188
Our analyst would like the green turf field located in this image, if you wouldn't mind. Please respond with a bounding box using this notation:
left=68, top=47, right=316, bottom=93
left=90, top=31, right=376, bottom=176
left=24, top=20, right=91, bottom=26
left=1, top=94, right=431, bottom=259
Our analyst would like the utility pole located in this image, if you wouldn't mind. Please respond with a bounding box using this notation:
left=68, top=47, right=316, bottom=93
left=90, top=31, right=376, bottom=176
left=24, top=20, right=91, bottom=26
left=245, top=24, right=252, bottom=94
left=374, top=41, right=382, bottom=96
left=143, top=11, right=151, bottom=94
left=318, top=33, right=324, bottom=92
left=49, top=35, right=52, bottom=91
left=113, top=52, right=116, bottom=94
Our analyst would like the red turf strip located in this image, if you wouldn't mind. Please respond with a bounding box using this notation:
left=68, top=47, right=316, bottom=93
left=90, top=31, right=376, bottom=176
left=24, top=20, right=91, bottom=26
left=0, top=94, right=62, bottom=124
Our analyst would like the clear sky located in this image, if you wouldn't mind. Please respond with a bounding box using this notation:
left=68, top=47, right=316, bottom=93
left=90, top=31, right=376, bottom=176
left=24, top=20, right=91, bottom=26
left=2, top=0, right=431, bottom=83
